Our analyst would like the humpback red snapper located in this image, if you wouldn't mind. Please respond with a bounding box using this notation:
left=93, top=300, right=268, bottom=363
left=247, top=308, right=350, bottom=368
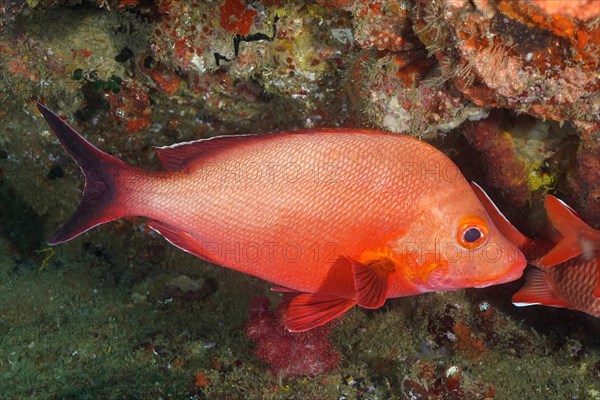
left=37, top=103, right=525, bottom=331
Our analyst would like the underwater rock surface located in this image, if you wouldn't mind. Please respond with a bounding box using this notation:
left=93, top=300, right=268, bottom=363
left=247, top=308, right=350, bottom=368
left=0, top=0, right=599, bottom=399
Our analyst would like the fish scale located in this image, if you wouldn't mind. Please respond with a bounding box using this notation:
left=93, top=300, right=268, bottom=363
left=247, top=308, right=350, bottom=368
left=138, top=133, right=473, bottom=293
left=549, top=258, right=600, bottom=316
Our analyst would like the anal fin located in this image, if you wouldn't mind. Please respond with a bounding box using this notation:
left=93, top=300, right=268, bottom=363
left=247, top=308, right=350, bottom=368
left=146, top=220, right=216, bottom=263
left=285, top=293, right=355, bottom=332
left=512, top=268, right=571, bottom=309
left=270, top=286, right=298, bottom=293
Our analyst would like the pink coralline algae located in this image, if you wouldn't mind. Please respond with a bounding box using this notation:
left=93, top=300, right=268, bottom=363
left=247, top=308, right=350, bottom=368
left=245, top=296, right=340, bottom=379
left=530, top=0, right=600, bottom=21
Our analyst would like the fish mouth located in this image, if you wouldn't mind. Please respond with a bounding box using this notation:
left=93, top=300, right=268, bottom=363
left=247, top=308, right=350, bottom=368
left=427, top=255, right=527, bottom=290
left=472, top=253, right=527, bottom=288
left=472, top=265, right=524, bottom=288
left=423, top=250, right=526, bottom=290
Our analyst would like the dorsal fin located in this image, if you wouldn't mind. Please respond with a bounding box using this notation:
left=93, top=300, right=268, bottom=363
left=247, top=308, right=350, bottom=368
left=153, top=128, right=393, bottom=172
left=153, top=135, right=256, bottom=172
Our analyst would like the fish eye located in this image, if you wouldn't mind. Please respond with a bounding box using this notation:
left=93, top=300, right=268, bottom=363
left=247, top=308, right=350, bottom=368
left=457, top=217, right=489, bottom=250
left=464, top=227, right=482, bottom=243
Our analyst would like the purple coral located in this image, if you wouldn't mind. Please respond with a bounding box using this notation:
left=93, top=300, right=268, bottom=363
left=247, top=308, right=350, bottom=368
left=245, top=296, right=340, bottom=379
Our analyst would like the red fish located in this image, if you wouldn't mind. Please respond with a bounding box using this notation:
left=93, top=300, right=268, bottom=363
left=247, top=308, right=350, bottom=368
left=38, top=103, right=525, bottom=331
left=512, top=256, right=600, bottom=317
left=471, top=183, right=600, bottom=317
left=539, top=195, right=600, bottom=267
left=511, top=196, right=600, bottom=316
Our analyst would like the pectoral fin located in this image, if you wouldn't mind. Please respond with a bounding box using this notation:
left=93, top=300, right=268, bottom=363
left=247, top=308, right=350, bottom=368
left=350, top=257, right=395, bottom=309
left=285, top=293, right=355, bottom=332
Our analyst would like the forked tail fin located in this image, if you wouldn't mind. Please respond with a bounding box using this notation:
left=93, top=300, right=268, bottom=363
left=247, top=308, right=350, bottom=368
left=37, top=103, right=134, bottom=245
left=541, top=195, right=599, bottom=267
